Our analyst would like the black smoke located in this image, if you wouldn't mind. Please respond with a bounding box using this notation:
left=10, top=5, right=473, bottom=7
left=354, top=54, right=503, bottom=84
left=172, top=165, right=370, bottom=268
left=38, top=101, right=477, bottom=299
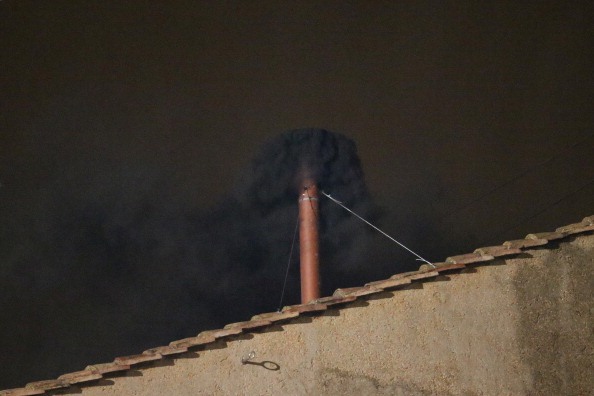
left=0, top=128, right=411, bottom=388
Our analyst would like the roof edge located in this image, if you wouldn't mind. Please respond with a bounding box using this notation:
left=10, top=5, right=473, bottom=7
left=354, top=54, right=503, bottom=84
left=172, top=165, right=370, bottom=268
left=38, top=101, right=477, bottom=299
left=1, top=215, right=593, bottom=395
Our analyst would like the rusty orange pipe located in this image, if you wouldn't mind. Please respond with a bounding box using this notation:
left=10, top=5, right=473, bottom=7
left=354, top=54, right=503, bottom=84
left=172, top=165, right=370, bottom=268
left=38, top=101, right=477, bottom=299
left=299, top=178, right=320, bottom=303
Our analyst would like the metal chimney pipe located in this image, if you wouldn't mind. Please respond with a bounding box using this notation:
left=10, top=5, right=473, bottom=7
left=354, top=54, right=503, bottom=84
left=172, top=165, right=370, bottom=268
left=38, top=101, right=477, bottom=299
left=298, top=178, right=321, bottom=303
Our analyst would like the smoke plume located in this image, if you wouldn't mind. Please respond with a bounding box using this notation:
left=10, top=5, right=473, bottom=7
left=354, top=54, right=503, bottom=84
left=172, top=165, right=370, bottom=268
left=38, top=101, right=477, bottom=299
left=0, top=128, right=399, bottom=388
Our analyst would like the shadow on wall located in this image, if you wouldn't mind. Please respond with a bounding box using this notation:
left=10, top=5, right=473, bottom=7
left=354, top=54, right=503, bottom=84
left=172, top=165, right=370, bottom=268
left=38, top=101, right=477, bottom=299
left=319, top=368, right=432, bottom=396
left=515, top=237, right=594, bottom=394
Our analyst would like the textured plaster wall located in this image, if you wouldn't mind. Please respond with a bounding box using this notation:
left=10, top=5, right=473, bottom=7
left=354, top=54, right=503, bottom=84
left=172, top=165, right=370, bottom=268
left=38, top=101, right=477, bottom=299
left=56, top=234, right=594, bottom=396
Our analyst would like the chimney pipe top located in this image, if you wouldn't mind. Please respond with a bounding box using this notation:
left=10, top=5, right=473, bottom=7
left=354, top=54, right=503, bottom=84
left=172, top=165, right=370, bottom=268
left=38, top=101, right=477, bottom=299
left=298, top=178, right=320, bottom=304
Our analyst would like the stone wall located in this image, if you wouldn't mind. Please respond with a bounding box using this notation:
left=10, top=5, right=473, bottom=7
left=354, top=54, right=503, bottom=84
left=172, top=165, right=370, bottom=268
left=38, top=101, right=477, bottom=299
left=54, top=233, right=594, bottom=395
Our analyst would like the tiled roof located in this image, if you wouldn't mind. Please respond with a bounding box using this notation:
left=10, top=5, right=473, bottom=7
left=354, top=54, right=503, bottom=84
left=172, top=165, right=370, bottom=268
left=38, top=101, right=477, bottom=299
left=1, top=215, right=593, bottom=396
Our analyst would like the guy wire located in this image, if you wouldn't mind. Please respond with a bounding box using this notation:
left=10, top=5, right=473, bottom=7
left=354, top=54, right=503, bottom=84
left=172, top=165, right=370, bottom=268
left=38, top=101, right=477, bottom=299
left=321, top=191, right=434, bottom=268
left=277, top=213, right=300, bottom=311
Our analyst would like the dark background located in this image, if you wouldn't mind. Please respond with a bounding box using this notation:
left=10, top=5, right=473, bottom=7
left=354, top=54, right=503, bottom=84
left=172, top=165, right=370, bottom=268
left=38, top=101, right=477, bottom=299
left=1, top=1, right=593, bottom=389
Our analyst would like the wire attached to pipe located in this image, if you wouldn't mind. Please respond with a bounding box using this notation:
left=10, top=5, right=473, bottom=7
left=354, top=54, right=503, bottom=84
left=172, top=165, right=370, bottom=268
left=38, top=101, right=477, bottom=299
left=277, top=214, right=300, bottom=311
left=321, top=191, right=435, bottom=268
left=303, top=186, right=319, bottom=220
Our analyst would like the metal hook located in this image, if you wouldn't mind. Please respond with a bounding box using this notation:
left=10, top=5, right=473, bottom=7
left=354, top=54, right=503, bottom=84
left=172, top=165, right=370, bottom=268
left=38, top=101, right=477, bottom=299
left=241, top=351, right=256, bottom=364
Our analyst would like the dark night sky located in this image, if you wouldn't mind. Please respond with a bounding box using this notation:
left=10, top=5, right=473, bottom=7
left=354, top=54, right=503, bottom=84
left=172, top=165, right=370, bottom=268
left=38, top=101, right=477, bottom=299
left=1, top=1, right=593, bottom=388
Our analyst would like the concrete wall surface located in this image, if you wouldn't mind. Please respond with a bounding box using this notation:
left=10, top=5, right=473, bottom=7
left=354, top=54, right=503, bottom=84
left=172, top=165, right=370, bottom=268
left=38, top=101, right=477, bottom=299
left=52, top=234, right=594, bottom=396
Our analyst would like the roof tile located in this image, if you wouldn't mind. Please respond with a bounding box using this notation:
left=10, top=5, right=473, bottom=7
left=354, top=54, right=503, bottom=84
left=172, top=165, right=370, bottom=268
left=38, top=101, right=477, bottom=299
left=525, top=232, right=565, bottom=241
left=223, top=319, right=272, bottom=331
left=282, top=303, right=328, bottom=314
left=395, top=268, right=442, bottom=279
left=418, top=264, right=439, bottom=272
left=556, top=221, right=594, bottom=235
left=432, top=263, right=466, bottom=272
left=0, top=388, right=45, bottom=396
left=333, top=286, right=383, bottom=298
left=503, top=238, right=548, bottom=249
left=390, top=269, right=426, bottom=279
left=57, top=370, right=103, bottom=385
left=252, top=311, right=300, bottom=322
left=143, top=345, right=188, bottom=356
left=365, top=277, right=412, bottom=290
left=402, top=269, right=440, bottom=280
left=25, top=379, right=68, bottom=391
left=474, top=245, right=522, bottom=257
left=446, top=253, right=494, bottom=265
left=198, top=327, right=243, bottom=339
left=312, top=295, right=357, bottom=306
left=114, top=352, right=162, bottom=366
left=86, top=362, right=131, bottom=375
left=169, top=334, right=217, bottom=349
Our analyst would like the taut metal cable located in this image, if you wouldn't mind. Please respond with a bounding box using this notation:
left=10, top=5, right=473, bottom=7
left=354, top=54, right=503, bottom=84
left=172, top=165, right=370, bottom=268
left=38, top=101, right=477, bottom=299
left=277, top=214, right=300, bottom=311
left=440, top=135, right=594, bottom=223
left=490, top=177, right=594, bottom=243
left=321, top=191, right=435, bottom=268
